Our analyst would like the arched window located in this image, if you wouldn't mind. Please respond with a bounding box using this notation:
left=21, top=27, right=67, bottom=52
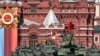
left=94, top=36, right=99, bottom=43
left=95, top=37, right=98, bottom=42
left=29, top=35, right=37, bottom=48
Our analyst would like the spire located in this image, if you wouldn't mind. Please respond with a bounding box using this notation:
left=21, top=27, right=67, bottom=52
left=49, top=0, right=53, bottom=9
left=43, top=9, right=59, bottom=28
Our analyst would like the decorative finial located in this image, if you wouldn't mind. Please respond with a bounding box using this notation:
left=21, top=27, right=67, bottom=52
left=49, top=0, right=53, bottom=9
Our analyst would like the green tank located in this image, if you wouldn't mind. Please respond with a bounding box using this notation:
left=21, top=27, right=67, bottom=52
left=57, top=31, right=77, bottom=56
left=33, top=47, right=41, bottom=56
left=40, top=40, right=58, bottom=56
left=12, top=51, right=17, bottom=56
left=88, top=49, right=100, bottom=56
left=12, top=45, right=34, bottom=56
left=12, top=30, right=100, bottom=56
left=75, top=47, right=87, bottom=56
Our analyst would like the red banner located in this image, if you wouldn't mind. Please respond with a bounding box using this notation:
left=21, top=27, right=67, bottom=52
left=0, top=7, right=18, bottom=56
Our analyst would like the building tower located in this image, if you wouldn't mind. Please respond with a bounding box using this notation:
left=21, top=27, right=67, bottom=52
left=94, top=0, right=100, bottom=48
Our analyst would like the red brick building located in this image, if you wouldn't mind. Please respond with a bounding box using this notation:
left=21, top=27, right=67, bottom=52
left=94, top=0, right=100, bottom=48
left=19, top=0, right=95, bottom=48
left=0, top=0, right=96, bottom=49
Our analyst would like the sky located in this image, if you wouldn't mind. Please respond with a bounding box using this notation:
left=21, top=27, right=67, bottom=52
left=0, top=28, right=4, bottom=56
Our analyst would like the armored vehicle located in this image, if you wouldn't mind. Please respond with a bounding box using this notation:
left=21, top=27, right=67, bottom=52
left=41, top=45, right=57, bottom=56
left=88, top=48, right=100, bottom=56
left=33, top=47, right=41, bottom=56
left=12, top=27, right=100, bottom=56
left=57, top=30, right=77, bottom=56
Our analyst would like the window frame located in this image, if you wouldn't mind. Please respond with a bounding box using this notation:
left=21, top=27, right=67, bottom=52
left=30, top=5, right=36, bottom=13
left=94, top=35, right=99, bottom=43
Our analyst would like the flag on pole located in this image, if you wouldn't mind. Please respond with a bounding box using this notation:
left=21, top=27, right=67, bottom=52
left=67, top=21, right=74, bottom=32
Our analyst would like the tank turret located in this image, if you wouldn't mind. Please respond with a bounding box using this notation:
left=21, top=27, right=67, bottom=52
left=58, top=26, right=77, bottom=56
left=61, top=31, right=77, bottom=48
left=58, top=22, right=79, bottom=56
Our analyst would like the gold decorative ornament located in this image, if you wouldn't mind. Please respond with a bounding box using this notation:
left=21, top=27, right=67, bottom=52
left=0, top=7, right=18, bottom=29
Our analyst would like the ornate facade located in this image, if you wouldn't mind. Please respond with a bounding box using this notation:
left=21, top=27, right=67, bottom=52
left=19, top=0, right=95, bottom=48
left=0, top=0, right=96, bottom=49
left=94, top=0, right=100, bottom=48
